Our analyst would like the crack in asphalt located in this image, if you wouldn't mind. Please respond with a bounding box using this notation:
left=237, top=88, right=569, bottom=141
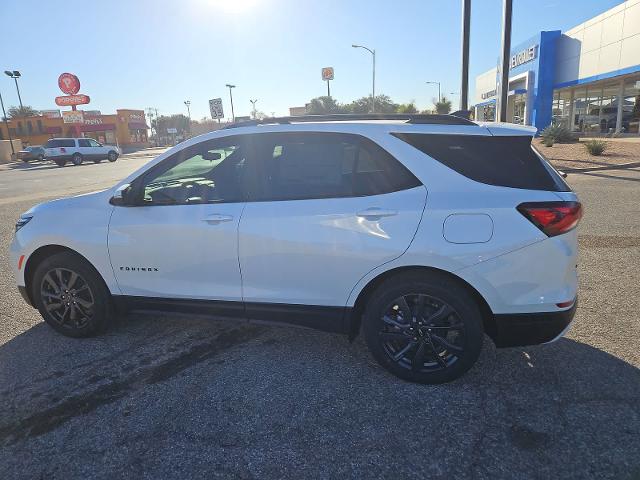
left=0, top=325, right=265, bottom=447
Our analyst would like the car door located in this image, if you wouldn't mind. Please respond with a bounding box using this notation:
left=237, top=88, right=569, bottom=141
left=238, top=131, right=427, bottom=320
left=87, top=138, right=107, bottom=159
left=108, top=135, right=250, bottom=304
left=77, top=139, right=94, bottom=159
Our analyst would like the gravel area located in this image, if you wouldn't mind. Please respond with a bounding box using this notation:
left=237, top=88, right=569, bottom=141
left=534, top=138, right=640, bottom=171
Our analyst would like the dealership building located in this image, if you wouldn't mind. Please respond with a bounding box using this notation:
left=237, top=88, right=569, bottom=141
left=474, top=0, right=640, bottom=135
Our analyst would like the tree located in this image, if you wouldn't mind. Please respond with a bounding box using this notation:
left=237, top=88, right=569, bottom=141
left=306, top=96, right=347, bottom=114
left=151, top=114, right=190, bottom=136
left=8, top=105, right=38, bottom=118
left=396, top=102, right=418, bottom=114
left=434, top=96, right=452, bottom=114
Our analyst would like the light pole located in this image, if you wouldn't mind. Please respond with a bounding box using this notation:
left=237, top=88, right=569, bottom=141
left=4, top=71, right=23, bottom=109
left=184, top=100, right=191, bottom=137
left=249, top=99, right=258, bottom=119
left=426, top=81, right=441, bottom=104
left=225, top=84, right=236, bottom=122
left=0, top=89, right=15, bottom=155
left=498, top=0, right=513, bottom=122
left=352, top=44, right=376, bottom=113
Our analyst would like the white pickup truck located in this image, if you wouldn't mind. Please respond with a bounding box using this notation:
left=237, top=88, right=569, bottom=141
left=44, top=138, right=121, bottom=167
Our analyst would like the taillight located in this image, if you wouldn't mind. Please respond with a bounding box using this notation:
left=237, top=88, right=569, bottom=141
left=517, top=201, right=582, bottom=237
left=60, top=147, right=66, bottom=153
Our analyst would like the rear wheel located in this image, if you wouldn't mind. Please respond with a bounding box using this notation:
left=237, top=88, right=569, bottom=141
left=38, top=154, right=45, bottom=161
left=71, top=153, right=83, bottom=166
left=362, top=272, right=484, bottom=384
left=32, top=252, right=112, bottom=337
left=107, top=151, right=118, bottom=162
left=54, top=158, right=67, bottom=167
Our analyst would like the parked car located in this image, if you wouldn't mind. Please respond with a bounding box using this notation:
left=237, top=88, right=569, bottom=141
left=10, top=114, right=581, bottom=384
left=17, top=145, right=46, bottom=162
left=44, top=138, right=120, bottom=167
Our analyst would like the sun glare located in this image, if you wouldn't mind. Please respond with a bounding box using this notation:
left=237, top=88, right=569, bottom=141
left=208, top=0, right=261, bottom=13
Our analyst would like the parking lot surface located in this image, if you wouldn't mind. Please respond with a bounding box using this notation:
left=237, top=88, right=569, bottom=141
left=0, top=152, right=638, bottom=479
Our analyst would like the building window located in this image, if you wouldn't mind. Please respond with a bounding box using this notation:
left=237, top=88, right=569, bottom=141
left=17, top=121, right=23, bottom=135
left=37, top=120, right=43, bottom=133
left=27, top=121, right=33, bottom=134
left=623, top=79, right=640, bottom=134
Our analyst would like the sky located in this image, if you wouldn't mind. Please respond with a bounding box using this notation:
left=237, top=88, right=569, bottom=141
left=0, top=0, right=625, bottom=121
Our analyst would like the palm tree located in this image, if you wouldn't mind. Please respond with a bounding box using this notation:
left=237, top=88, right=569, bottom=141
left=8, top=105, right=38, bottom=118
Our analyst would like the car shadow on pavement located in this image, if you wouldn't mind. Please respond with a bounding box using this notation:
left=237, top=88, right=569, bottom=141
left=0, top=316, right=638, bottom=479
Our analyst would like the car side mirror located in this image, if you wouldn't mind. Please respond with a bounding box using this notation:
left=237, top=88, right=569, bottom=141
left=202, top=151, right=222, bottom=161
left=110, top=184, right=134, bottom=206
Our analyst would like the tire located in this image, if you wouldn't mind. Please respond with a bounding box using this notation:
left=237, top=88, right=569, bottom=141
left=362, top=271, right=484, bottom=384
left=107, top=151, right=118, bottom=162
left=31, top=251, right=112, bottom=338
left=22, top=158, right=29, bottom=163
left=71, top=153, right=83, bottom=166
left=54, top=158, right=67, bottom=167
left=38, top=154, right=44, bottom=161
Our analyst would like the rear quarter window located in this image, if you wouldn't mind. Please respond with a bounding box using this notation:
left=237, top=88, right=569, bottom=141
left=45, top=139, right=76, bottom=148
left=392, top=133, right=570, bottom=192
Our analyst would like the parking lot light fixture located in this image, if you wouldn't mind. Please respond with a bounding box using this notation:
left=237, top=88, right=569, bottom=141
left=4, top=70, right=23, bottom=109
left=426, top=81, right=441, bottom=103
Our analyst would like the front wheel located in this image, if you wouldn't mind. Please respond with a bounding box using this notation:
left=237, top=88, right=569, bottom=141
left=54, top=158, right=67, bottom=167
left=362, top=272, right=484, bottom=384
left=107, top=151, right=118, bottom=162
left=32, top=252, right=112, bottom=337
left=71, top=153, right=83, bottom=166
left=38, top=154, right=45, bottom=161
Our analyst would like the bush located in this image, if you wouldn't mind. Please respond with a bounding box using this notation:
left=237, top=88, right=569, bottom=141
left=541, top=124, right=575, bottom=143
left=584, top=139, right=607, bottom=156
left=542, top=137, right=554, bottom=147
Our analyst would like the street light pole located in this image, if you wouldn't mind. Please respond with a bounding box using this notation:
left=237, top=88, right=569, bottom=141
left=184, top=100, right=191, bottom=137
left=498, top=0, right=513, bottom=122
left=249, top=99, right=258, bottom=119
left=225, top=84, right=236, bottom=122
left=352, top=44, right=376, bottom=113
left=4, top=71, right=23, bottom=109
left=460, top=0, right=472, bottom=111
left=0, top=89, right=15, bottom=155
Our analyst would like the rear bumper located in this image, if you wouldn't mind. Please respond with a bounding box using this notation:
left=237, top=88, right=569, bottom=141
left=493, top=300, right=577, bottom=347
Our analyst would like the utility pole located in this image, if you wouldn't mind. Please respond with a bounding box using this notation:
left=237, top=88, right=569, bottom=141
left=249, top=99, right=258, bottom=119
left=0, top=89, right=15, bottom=155
left=226, top=84, right=236, bottom=122
left=460, top=0, right=471, bottom=111
left=497, top=0, right=513, bottom=122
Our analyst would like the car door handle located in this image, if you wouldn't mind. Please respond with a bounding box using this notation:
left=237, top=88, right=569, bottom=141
left=356, top=208, right=398, bottom=219
left=202, top=214, right=234, bottom=224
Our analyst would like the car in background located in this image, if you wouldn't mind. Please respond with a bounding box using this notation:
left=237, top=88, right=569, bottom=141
left=44, top=138, right=121, bottom=167
left=17, top=146, right=46, bottom=163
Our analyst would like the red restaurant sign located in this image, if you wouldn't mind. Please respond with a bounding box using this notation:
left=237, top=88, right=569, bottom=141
left=55, top=94, right=91, bottom=107
left=58, top=73, right=81, bottom=95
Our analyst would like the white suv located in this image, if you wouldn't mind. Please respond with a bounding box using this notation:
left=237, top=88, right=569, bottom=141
left=10, top=115, right=581, bottom=384
left=44, top=138, right=120, bottom=167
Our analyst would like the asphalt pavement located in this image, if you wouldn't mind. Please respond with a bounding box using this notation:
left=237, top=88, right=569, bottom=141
left=0, top=151, right=638, bottom=479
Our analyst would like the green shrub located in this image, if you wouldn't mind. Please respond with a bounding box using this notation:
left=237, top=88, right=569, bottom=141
left=542, top=137, right=554, bottom=147
left=541, top=124, right=575, bottom=143
left=584, top=139, right=607, bottom=156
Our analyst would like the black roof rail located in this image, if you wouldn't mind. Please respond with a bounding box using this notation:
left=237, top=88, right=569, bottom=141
left=222, top=113, right=476, bottom=129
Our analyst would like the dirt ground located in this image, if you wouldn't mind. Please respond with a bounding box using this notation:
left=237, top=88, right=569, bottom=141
left=533, top=138, right=640, bottom=171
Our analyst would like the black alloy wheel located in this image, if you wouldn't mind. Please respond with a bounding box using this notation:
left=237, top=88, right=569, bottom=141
left=363, top=272, right=484, bottom=384
left=40, top=268, right=95, bottom=331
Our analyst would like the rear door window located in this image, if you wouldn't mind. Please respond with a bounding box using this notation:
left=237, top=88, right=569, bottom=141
left=392, top=133, right=570, bottom=191
left=251, top=132, right=421, bottom=201
left=77, top=139, right=91, bottom=147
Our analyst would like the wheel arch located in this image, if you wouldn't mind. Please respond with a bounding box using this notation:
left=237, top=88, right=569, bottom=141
left=347, top=265, right=497, bottom=342
left=23, top=245, right=109, bottom=306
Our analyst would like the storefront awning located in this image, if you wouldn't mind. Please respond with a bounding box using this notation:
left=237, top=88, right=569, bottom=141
left=81, top=123, right=116, bottom=132
left=128, top=122, right=149, bottom=130
left=475, top=99, right=496, bottom=107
